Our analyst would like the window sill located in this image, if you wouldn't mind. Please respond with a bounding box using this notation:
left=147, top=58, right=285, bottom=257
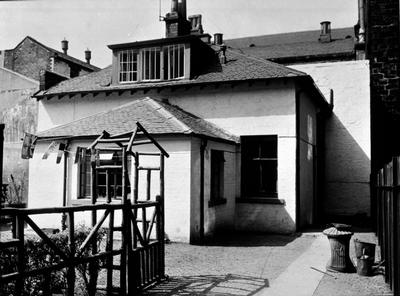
left=208, top=198, right=227, bottom=207
left=236, top=197, right=285, bottom=205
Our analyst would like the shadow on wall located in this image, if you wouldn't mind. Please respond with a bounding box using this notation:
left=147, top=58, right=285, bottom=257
left=140, top=274, right=269, bottom=296
left=323, top=113, right=371, bottom=220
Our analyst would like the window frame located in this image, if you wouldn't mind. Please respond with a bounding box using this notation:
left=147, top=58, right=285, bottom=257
left=117, top=43, right=186, bottom=84
left=77, top=149, right=131, bottom=200
left=118, top=49, right=139, bottom=84
left=241, top=135, right=278, bottom=198
left=209, top=149, right=227, bottom=207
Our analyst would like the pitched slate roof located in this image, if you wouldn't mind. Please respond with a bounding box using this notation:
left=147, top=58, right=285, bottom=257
left=35, top=48, right=307, bottom=98
left=37, top=97, right=239, bottom=143
left=225, top=27, right=355, bottom=63
left=19, top=36, right=100, bottom=72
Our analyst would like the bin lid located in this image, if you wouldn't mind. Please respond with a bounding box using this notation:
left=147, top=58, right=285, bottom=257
left=323, top=227, right=353, bottom=237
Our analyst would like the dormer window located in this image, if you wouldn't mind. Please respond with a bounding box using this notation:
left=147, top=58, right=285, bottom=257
left=142, top=47, right=161, bottom=81
left=116, top=43, right=187, bottom=84
left=119, top=50, right=138, bottom=82
left=165, top=44, right=185, bottom=79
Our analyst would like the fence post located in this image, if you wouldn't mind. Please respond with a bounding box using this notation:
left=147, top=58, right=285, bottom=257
left=67, top=211, right=75, bottom=296
left=393, top=157, right=400, bottom=294
left=156, top=194, right=164, bottom=279
left=15, top=213, right=25, bottom=296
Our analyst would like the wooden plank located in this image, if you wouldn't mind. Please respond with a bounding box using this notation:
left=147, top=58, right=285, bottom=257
left=126, top=127, right=138, bottom=152
left=106, top=209, right=114, bottom=294
left=96, top=165, right=123, bottom=170
left=15, top=215, right=25, bottom=296
left=87, top=131, right=110, bottom=150
left=146, top=170, right=151, bottom=201
left=67, top=211, right=75, bottom=296
left=138, top=166, right=160, bottom=171
left=24, top=215, right=68, bottom=261
left=98, top=138, right=131, bottom=143
left=136, top=122, right=169, bottom=157
left=79, top=209, right=110, bottom=252
left=0, top=239, right=20, bottom=248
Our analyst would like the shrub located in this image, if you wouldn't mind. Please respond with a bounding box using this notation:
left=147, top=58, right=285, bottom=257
left=0, top=224, right=106, bottom=296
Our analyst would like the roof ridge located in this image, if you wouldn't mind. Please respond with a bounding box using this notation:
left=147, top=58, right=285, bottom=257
left=225, top=27, right=354, bottom=42
left=144, top=98, right=193, bottom=134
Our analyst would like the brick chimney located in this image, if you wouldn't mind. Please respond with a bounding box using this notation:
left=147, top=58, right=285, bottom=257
left=61, top=38, right=68, bottom=54
left=85, top=48, right=91, bottom=64
left=164, top=0, right=190, bottom=38
left=319, top=21, right=332, bottom=43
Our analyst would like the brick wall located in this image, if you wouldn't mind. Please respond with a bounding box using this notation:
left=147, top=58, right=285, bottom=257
left=367, top=0, right=400, bottom=171
left=11, top=38, right=52, bottom=81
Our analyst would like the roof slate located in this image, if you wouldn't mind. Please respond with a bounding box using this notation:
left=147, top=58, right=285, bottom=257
left=225, top=27, right=356, bottom=62
left=37, top=97, right=239, bottom=143
left=36, top=48, right=307, bottom=97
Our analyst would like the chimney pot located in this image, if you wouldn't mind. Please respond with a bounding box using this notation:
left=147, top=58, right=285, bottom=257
left=85, top=49, right=91, bottom=64
left=188, top=14, right=204, bottom=35
left=171, top=0, right=178, bottom=12
left=214, top=33, right=223, bottom=45
left=61, top=38, right=69, bottom=54
left=319, top=21, right=332, bottom=43
left=177, top=0, right=187, bottom=20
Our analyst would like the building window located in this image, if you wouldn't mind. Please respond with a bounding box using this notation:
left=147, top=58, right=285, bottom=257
left=241, top=136, right=277, bottom=197
left=78, top=149, right=130, bottom=199
left=141, top=47, right=161, bottom=81
left=209, top=150, right=226, bottom=207
left=164, top=44, right=185, bottom=80
left=119, top=50, right=138, bottom=82
left=117, top=44, right=185, bottom=83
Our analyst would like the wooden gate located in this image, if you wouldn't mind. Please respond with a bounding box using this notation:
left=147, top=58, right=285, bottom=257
left=375, top=156, right=400, bottom=295
left=0, top=122, right=169, bottom=295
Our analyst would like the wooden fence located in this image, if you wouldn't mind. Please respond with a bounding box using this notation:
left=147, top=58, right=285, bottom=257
left=0, top=196, right=165, bottom=296
left=375, top=156, right=400, bottom=295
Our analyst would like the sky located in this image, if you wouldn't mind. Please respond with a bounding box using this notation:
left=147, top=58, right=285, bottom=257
left=0, top=0, right=358, bottom=68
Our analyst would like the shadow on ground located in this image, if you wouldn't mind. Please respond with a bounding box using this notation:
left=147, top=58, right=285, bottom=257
left=201, top=232, right=301, bottom=247
left=140, top=274, right=269, bottom=296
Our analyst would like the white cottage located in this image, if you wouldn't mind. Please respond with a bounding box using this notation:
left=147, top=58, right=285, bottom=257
left=29, top=1, right=330, bottom=243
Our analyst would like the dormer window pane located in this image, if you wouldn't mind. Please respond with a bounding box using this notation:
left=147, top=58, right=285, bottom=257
left=142, top=47, right=161, bottom=81
left=119, top=50, right=137, bottom=82
left=166, top=44, right=185, bottom=79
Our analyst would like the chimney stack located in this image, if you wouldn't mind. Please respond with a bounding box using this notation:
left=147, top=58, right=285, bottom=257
left=177, top=0, right=187, bottom=20
left=165, top=0, right=190, bottom=38
left=85, top=49, right=91, bottom=64
left=319, top=21, right=332, bottom=43
left=61, top=38, right=69, bottom=54
left=214, top=33, right=223, bottom=45
left=357, top=0, right=365, bottom=43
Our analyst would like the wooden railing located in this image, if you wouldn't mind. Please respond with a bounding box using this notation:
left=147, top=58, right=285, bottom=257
left=375, top=156, right=400, bottom=295
left=0, top=196, right=165, bottom=296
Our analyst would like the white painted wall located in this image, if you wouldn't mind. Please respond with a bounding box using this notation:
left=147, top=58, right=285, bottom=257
left=291, top=61, right=371, bottom=217
left=28, top=136, right=193, bottom=242
left=33, top=80, right=300, bottom=236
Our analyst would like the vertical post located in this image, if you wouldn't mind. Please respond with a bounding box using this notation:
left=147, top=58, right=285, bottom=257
left=67, top=211, right=75, bottom=296
left=134, top=152, right=139, bottom=203
left=106, top=208, right=114, bottom=295
left=15, top=213, right=25, bottom=296
left=393, top=157, right=399, bottom=293
left=158, top=154, right=165, bottom=277
left=146, top=170, right=151, bottom=201
left=88, top=148, right=98, bottom=296
left=120, top=147, right=128, bottom=295
left=106, top=169, right=110, bottom=203
left=156, top=194, right=164, bottom=278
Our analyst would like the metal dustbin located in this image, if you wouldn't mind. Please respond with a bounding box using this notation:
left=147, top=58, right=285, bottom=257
left=354, top=239, right=376, bottom=262
left=356, top=253, right=373, bottom=276
left=323, top=223, right=355, bottom=272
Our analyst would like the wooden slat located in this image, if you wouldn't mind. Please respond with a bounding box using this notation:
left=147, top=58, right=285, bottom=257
left=0, top=239, right=20, bottom=248
left=79, top=209, right=110, bottom=252
left=96, top=165, right=123, bottom=170
left=98, top=138, right=130, bottom=143
left=138, top=166, right=160, bottom=171
left=136, top=122, right=169, bottom=158
left=67, top=211, right=75, bottom=296
left=24, top=215, right=68, bottom=261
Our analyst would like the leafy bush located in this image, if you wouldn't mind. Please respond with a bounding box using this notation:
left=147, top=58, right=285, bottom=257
left=0, top=224, right=106, bottom=296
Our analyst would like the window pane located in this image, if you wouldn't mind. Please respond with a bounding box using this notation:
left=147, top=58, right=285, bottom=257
left=242, top=136, right=278, bottom=197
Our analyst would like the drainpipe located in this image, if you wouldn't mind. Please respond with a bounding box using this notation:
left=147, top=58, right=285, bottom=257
left=61, top=142, right=69, bottom=230
left=199, top=139, right=207, bottom=242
